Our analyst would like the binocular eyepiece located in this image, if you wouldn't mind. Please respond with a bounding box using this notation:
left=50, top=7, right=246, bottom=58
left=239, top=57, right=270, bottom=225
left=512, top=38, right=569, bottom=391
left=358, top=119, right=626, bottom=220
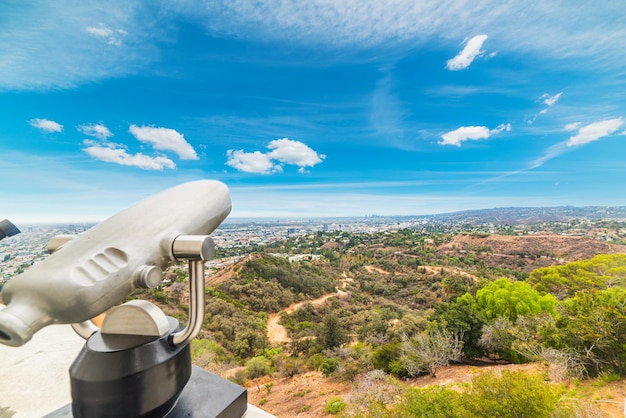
left=0, top=219, right=20, bottom=241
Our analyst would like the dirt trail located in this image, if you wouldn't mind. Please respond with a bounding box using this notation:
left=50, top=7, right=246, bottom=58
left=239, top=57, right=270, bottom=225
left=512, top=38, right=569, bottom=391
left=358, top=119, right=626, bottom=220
left=419, top=265, right=478, bottom=281
left=267, top=275, right=352, bottom=345
left=365, top=264, right=477, bottom=281
left=364, top=265, right=390, bottom=275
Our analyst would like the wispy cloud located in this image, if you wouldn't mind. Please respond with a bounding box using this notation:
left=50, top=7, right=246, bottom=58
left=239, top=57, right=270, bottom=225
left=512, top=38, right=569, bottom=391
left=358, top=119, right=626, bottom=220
left=370, top=71, right=405, bottom=141
left=528, top=142, right=570, bottom=169
left=226, top=138, right=325, bottom=174
left=440, top=123, right=511, bottom=147
left=3, top=2, right=626, bottom=91
left=86, top=23, right=127, bottom=46
left=189, top=1, right=626, bottom=64
left=530, top=117, right=624, bottom=168
left=528, top=92, right=563, bottom=124
left=78, top=123, right=113, bottom=140
left=0, top=2, right=157, bottom=91
left=28, top=118, right=63, bottom=133
left=129, top=125, right=199, bottom=160
left=566, top=117, right=623, bottom=147
left=542, top=92, right=562, bottom=107
left=446, top=35, right=490, bottom=71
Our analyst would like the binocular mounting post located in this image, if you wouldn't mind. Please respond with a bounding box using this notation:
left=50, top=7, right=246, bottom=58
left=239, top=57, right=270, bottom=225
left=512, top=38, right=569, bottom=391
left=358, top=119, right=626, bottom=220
left=46, top=236, right=247, bottom=418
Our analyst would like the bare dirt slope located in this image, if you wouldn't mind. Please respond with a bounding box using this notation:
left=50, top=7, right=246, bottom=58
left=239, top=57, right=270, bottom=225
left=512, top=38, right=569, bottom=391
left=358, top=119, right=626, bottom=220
left=439, top=234, right=626, bottom=272
left=441, top=234, right=626, bottom=259
left=205, top=254, right=254, bottom=287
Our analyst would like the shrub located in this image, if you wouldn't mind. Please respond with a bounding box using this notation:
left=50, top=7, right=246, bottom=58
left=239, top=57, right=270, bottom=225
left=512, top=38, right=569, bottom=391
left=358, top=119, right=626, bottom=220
left=324, top=396, right=346, bottom=415
left=229, top=369, right=246, bottom=385
left=320, top=357, right=340, bottom=377
left=276, top=356, right=305, bottom=377
left=465, top=370, right=565, bottom=418
left=396, top=386, right=464, bottom=418
left=393, top=370, right=568, bottom=418
left=245, top=356, right=271, bottom=379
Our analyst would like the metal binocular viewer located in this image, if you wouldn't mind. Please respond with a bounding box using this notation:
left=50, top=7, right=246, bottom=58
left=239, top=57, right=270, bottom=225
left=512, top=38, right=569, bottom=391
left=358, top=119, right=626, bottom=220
left=0, top=180, right=247, bottom=417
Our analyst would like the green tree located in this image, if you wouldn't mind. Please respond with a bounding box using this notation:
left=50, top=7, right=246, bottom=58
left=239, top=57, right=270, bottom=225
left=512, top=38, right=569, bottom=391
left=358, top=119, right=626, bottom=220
left=319, top=314, right=348, bottom=350
left=320, top=357, right=340, bottom=377
left=476, top=278, right=556, bottom=322
left=373, top=341, right=403, bottom=375
left=528, top=254, right=626, bottom=299
left=478, top=317, right=516, bottom=361
left=434, top=293, right=486, bottom=358
left=546, top=287, right=626, bottom=375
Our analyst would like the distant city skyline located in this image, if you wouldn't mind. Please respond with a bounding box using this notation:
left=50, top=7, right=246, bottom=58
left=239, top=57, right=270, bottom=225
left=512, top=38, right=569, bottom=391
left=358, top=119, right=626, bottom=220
left=2, top=2, right=626, bottom=223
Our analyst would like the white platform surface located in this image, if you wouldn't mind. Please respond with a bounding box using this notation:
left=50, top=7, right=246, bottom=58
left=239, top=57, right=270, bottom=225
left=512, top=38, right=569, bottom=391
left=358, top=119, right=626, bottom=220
left=0, top=323, right=273, bottom=417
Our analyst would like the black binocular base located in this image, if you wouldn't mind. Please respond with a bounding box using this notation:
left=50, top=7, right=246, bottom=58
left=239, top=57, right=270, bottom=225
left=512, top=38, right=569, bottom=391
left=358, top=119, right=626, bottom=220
left=45, top=366, right=248, bottom=418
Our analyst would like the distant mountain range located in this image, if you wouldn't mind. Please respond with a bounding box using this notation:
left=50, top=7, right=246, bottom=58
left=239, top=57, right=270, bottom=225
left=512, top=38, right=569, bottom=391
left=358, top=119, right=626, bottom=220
left=251, top=206, right=626, bottom=226
left=425, top=206, right=626, bottom=225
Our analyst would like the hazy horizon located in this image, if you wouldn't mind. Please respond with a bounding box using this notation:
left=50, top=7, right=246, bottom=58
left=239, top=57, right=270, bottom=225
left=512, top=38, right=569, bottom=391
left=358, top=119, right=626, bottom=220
left=7, top=204, right=626, bottom=227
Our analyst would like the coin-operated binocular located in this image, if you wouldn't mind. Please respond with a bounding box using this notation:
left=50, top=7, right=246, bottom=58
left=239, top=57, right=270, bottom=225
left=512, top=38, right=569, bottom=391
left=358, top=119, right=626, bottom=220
left=0, top=180, right=247, bottom=418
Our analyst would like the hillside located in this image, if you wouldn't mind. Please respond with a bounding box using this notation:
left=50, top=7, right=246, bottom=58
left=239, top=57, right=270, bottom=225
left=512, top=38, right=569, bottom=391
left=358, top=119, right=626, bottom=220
left=143, top=231, right=626, bottom=417
left=439, top=233, right=626, bottom=272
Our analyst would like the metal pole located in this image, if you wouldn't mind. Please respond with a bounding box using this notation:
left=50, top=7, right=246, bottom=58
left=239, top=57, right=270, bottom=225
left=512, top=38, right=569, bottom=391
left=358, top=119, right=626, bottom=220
left=170, top=259, right=206, bottom=347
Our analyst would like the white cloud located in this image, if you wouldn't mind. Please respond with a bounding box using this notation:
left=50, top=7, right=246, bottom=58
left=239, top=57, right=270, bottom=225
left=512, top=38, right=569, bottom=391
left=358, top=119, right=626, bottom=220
left=527, top=92, right=563, bottom=124
left=29, top=118, right=63, bottom=133
left=226, top=150, right=280, bottom=174
left=541, top=92, right=562, bottom=106
left=566, top=118, right=624, bottom=147
left=80, top=123, right=197, bottom=170
left=78, top=123, right=113, bottom=140
left=267, top=138, right=326, bottom=167
left=129, top=125, right=199, bottom=160
left=86, top=24, right=127, bottom=46
left=528, top=117, right=624, bottom=169
left=440, top=123, right=510, bottom=146
left=446, top=34, right=489, bottom=71
left=83, top=143, right=176, bottom=170
left=226, top=138, right=325, bottom=174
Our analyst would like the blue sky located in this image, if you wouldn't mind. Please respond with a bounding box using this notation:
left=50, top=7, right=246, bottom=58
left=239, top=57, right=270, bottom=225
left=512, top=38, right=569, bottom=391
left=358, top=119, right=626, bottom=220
left=2, top=1, right=626, bottom=223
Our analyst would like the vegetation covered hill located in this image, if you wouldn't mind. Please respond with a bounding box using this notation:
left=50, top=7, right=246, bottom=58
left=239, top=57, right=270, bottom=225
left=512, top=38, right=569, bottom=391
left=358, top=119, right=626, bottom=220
left=139, top=229, right=626, bottom=417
